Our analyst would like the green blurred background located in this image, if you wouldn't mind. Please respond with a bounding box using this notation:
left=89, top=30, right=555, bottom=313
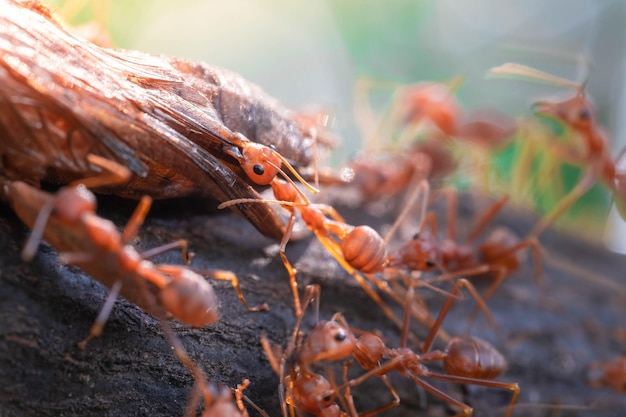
left=49, top=0, right=626, bottom=241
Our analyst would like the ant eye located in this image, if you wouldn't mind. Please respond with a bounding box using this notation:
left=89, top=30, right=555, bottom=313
left=253, top=164, right=265, bottom=176
left=426, top=259, right=436, bottom=267
left=578, top=108, right=591, bottom=120
left=334, top=329, right=346, bottom=342
left=412, top=233, right=420, bottom=240
left=323, top=395, right=332, bottom=403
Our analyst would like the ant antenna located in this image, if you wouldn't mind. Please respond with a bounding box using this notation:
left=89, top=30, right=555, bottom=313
left=487, top=63, right=583, bottom=91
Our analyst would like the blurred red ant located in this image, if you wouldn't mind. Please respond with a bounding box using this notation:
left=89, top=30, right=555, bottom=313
left=588, top=356, right=626, bottom=393
left=299, top=278, right=518, bottom=417
left=4, top=155, right=266, bottom=349
left=354, top=76, right=516, bottom=148
left=490, top=63, right=624, bottom=237
left=340, top=77, right=515, bottom=212
left=385, top=189, right=543, bottom=308
left=5, top=155, right=269, bottom=417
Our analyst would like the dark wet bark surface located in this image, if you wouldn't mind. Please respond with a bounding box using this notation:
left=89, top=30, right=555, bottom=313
left=1, top=192, right=626, bottom=417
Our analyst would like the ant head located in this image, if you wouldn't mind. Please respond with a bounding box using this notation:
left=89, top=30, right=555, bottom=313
left=292, top=372, right=336, bottom=413
left=301, top=317, right=357, bottom=365
left=533, top=92, right=595, bottom=132
left=401, top=82, right=461, bottom=136
left=240, top=142, right=282, bottom=185
left=387, top=233, right=439, bottom=271
left=54, top=185, right=97, bottom=224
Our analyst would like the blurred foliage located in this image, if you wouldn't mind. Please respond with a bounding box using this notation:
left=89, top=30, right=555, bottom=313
left=45, top=0, right=619, bottom=236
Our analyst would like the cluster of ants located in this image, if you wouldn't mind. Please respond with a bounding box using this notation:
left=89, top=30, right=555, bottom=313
left=2, top=2, right=625, bottom=416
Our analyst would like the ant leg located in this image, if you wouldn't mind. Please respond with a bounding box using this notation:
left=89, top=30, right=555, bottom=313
left=316, top=204, right=347, bottom=224
left=278, top=212, right=302, bottom=317
left=69, top=154, right=131, bottom=189
left=120, top=195, right=152, bottom=244
left=383, top=179, right=430, bottom=244
left=425, top=264, right=491, bottom=287
left=234, top=379, right=251, bottom=417
left=260, top=286, right=322, bottom=417
left=77, top=279, right=123, bottom=350
left=407, top=374, right=473, bottom=417
left=341, top=361, right=360, bottom=417
left=158, top=317, right=215, bottom=415
left=20, top=197, right=55, bottom=261
left=399, top=274, right=419, bottom=348
left=140, top=239, right=191, bottom=264
left=422, top=211, right=439, bottom=236
left=358, top=374, right=400, bottom=417
left=203, top=269, right=269, bottom=312
left=422, top=278, right=495, bottom=353
left=474, top=236, right=544, bottom=316
left=423, top=371, right=520, bottom=417
left=466, top=195, right=510, bottom=244
left=440, top=187, right=458, bottom=241
left=529, top=168, right=597, bottom=238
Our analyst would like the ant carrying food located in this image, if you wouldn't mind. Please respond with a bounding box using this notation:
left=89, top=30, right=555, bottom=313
left=0, top=0, right=329, bottom=240
left=220, top=152, right=433, bottom=332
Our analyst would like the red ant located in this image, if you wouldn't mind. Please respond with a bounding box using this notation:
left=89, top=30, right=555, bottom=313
left=5, top=155, right=266, bottom=349
left=588, top=356, right=626, bottom=393
left=296, top=278, right=518, bottom=417
left=219, top=155, right=435, bottom=335
left=334, top=139, right=458, bottom=209
left=354, top=77, right=516, bottom=150
left=385, top=189, right=543, bottom=306
left=261, top=285, right=351, bottom=417
left=490, top=63, right=623, bottom=237
left=5, top=156, right=270, bottom=417
left=340, top=77, right=515, bottom=215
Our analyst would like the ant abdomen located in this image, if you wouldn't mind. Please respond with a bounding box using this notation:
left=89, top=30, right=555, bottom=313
left=159, top=269, right=219, bottom=327
left=341, top=225, right=386, bottom=273
left=444, top=336, right=507, bottom=380
left=353, top=333, right=385, bottom=369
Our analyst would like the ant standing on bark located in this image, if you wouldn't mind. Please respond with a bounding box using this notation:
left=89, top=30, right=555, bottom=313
left=385, top=189, right=543, bottom=307
left=294, top=279, right=517, bottom=417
